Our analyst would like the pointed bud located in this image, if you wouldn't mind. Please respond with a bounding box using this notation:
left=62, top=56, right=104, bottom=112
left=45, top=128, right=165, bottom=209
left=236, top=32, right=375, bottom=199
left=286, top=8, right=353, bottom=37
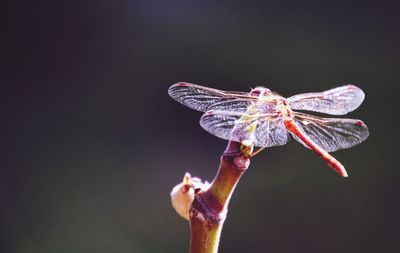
left=170, top=173, right=210, bottom=220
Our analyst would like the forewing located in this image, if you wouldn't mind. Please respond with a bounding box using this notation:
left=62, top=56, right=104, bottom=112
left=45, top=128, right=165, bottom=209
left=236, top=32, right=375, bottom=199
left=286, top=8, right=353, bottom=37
left=168, top=82, right=255, bottom=112
left=288, top=85, right=365, bottom=115
left=291, top=112, right=369, bottom=152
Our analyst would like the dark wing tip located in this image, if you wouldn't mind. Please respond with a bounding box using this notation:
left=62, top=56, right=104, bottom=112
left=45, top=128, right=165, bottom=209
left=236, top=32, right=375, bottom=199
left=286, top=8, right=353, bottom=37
left=355, top=120, right=365, bottom=126
left=174, top=82, right=191, bottom=87
left=168, top=82, right=187, bottom=97
left=204, top=110, right=215, bottom=116
left=168, top=82, right=196, bottom=96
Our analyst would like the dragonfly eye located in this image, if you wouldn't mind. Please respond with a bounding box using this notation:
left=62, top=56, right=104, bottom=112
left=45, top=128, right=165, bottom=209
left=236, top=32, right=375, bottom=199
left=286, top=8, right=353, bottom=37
left=250, top=87, right=271, bottom=96
left=250, top=88, right=261, bottom=96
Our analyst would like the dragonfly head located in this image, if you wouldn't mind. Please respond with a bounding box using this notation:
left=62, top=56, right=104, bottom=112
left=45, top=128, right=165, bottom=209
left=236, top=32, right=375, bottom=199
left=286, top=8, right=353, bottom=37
left=250, top=87, right=272, bottom=97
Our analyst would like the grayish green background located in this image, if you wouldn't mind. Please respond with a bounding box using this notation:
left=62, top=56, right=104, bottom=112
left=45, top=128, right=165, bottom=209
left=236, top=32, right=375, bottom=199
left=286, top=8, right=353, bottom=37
left=2, top=1, right=398, bottom=252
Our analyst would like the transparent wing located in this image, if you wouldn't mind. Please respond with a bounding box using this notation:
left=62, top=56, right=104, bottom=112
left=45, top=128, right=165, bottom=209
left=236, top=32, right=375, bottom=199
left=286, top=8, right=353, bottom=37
left=291, top=112, right=369, bottom=152
left=199, top=106, right=288, bottom=148
left=288, top=85, right=365, bottom=115
left=168, top=82, right=256, bottom=112
left=200, top=110, right=249, bottom=142
left=253, top=117, right=289, bottom=147
left=206, top=98, right=278, bottom=114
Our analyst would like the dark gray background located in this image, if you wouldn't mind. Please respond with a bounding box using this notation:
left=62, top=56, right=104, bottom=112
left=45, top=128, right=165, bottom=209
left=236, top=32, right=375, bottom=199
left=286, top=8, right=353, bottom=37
left=2, top=1, right=398, bottom=252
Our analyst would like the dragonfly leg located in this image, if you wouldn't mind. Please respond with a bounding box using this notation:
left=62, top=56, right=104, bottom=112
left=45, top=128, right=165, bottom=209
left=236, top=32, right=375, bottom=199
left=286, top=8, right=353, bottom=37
left=250, top=147, right=266, bottom=157
left=239, top=140, right=254, bottom=158
left=239, top=140, right=266, bottom=158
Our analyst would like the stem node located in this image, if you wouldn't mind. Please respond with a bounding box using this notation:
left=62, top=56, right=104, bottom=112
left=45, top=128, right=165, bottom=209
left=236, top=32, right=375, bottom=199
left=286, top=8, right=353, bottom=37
left=189, top=141, right=251, bottom=253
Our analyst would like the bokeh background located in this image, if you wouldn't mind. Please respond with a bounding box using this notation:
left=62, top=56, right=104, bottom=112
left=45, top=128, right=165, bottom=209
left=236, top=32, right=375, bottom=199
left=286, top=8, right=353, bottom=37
left=2, top=1, right=399, bottom=253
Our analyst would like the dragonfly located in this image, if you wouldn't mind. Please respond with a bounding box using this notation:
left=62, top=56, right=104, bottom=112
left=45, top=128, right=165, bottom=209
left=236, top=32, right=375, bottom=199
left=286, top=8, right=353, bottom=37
left=168, top=82, right=369, bottom=177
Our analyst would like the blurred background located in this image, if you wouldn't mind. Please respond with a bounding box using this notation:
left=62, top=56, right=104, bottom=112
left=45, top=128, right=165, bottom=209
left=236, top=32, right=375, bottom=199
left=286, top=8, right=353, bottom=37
left=2, top=1, right=399, bottom=252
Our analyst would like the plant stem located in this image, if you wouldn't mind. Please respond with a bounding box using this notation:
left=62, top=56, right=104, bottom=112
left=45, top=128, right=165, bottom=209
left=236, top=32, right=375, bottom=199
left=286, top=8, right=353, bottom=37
left=189, top=141, right=250, bottom=253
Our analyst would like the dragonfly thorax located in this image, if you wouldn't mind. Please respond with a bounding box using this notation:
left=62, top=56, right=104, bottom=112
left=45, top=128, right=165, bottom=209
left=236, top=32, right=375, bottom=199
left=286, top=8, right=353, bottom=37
left=250, top=87, right=293, bottom=117
left=275, top=98, right=293, bottom=118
